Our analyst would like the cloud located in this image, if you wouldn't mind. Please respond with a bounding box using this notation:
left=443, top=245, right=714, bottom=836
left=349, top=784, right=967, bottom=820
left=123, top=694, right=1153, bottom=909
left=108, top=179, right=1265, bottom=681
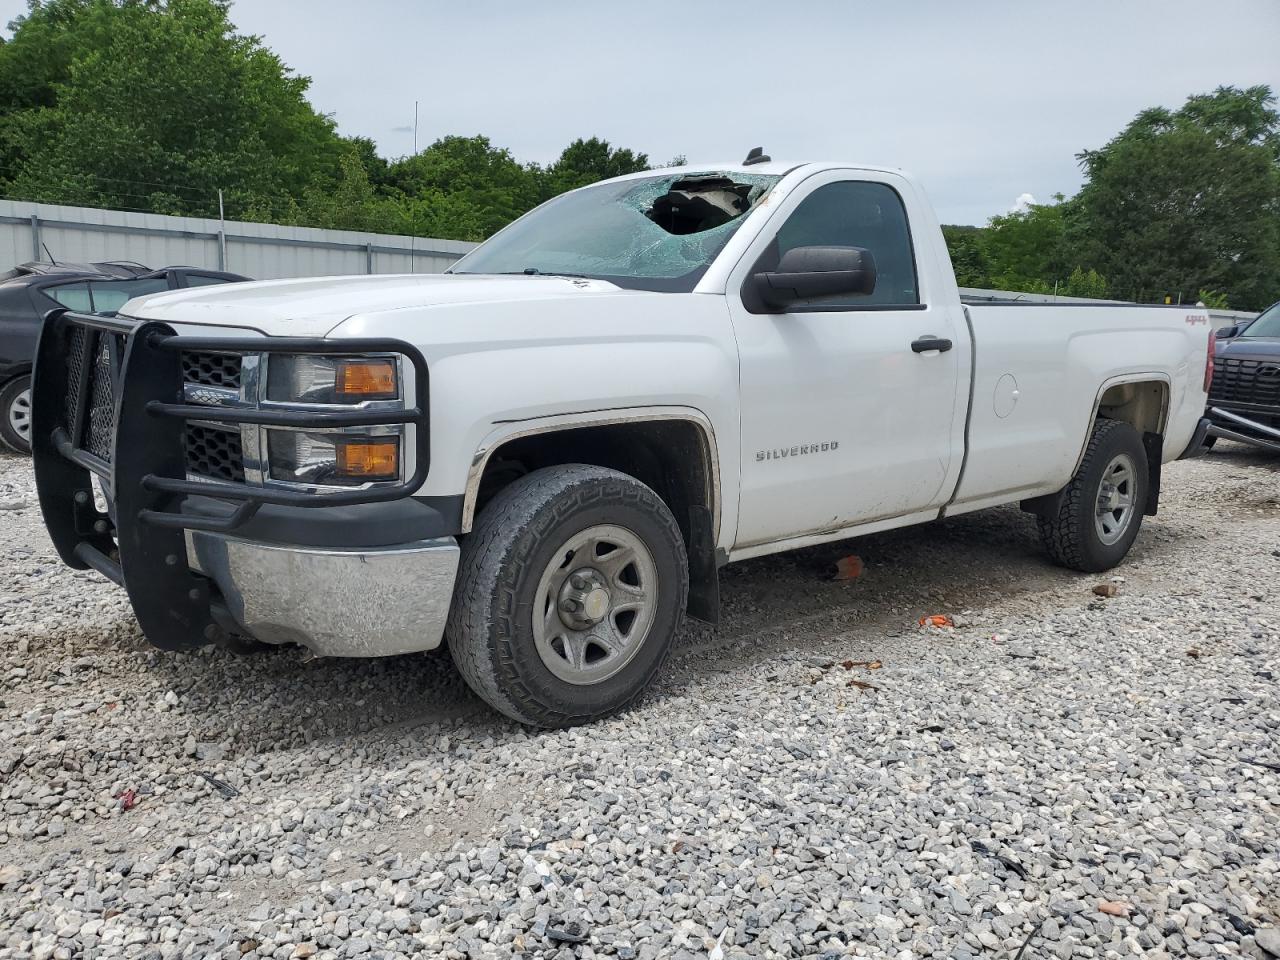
left=391, top=125, right=413, bottom=134
left=1012, top=192, right=1037, bottom=212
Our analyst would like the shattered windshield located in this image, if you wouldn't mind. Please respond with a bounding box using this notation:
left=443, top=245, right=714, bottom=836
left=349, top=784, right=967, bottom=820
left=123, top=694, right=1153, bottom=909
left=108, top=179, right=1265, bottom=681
left=449, top=171, right=781, bottom=292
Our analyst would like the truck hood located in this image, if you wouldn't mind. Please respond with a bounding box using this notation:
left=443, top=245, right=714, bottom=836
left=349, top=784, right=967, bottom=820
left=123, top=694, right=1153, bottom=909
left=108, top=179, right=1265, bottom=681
left=121, top=273, right=632, bottom=337
left=1217, top=335, right=1280, bottom=360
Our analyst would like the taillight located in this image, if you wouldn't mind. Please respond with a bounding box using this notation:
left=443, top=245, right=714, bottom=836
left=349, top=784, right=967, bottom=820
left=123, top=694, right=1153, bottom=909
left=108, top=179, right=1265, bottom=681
left=1203, top=329, right=1215, bottom=395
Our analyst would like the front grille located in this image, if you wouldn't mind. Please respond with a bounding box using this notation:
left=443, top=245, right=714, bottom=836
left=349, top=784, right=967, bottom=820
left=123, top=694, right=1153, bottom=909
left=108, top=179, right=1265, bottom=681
left=63, top=326, right=126, bottom=463
left=1211, top=356, right=1280, bottom=408
left=182, top=351, right=242, bottom=390
left=185, top=424, right=246, bottom=483
left=181, top=352, right=246, bottom=480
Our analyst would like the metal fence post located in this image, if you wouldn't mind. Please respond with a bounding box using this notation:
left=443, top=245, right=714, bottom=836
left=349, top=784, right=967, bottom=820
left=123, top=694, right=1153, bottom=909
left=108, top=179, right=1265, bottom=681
left=30, top=213, right=40, bottom=261
left=366, top=242, right=373, bottom=274
left=217, top=189, right=228, bottom=271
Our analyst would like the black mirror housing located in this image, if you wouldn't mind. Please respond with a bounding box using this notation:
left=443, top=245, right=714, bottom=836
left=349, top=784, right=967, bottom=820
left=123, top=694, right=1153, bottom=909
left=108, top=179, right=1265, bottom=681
left=1214, top=325, right=1240, bottom=340
left=753, top=245, right=877, bottom=309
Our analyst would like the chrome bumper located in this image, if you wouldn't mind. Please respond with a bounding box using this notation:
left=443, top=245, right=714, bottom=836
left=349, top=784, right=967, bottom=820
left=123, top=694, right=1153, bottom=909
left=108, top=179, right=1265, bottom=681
left=186, top=532, right=459, bottom=657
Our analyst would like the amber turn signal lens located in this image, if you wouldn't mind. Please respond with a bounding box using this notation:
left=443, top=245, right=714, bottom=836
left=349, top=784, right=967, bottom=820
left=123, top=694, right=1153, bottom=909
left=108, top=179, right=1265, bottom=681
left=336, top=439, right=399, bottom=480
left=335, top=359, right=397, bottom=401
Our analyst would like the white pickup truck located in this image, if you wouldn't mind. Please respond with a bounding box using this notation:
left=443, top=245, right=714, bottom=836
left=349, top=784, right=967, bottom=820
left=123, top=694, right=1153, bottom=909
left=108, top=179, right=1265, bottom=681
left=31, top=158, right=1216, bottom=727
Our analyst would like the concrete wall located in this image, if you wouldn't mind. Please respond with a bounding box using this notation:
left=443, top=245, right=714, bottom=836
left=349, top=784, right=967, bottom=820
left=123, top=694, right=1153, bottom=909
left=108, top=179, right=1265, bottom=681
left=0, top=199, right=478, bottom=280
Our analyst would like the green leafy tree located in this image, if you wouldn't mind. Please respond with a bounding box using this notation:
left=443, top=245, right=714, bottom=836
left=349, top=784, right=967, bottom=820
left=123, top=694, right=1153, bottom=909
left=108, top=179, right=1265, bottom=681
left=941, top=225, right=990, bottom=287
left=981, top=197, right=1075, bottom=291
left=0, top=4, right=661, bottom=242
left=385, top=135, right=542, bottom=240
left=1072, top=85, right=1280, bottom=310
left=538, top=136, right=649, bottom=199
left=1061, top=266, right=1108, bottom=299
left=1, top=0, right=346, bottom=217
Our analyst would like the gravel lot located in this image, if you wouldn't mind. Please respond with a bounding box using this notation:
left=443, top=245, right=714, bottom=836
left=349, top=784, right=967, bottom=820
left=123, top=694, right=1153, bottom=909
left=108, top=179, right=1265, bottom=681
left=1, top=444, right=1277, bottom=960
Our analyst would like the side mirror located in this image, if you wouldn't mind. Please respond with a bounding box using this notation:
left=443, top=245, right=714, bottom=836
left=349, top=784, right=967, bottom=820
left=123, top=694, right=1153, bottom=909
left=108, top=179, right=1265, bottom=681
left=1214, top=325, right=1240, bottom=340
left=753, top=245, right=877, bottom=310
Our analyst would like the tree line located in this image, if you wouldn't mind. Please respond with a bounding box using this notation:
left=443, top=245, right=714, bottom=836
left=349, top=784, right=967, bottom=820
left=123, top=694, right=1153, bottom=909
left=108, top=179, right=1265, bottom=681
left=2, top=1, right=1277, bottom=310
left=944, top=84, right=1280, bottom=310
left=0, top=0, right=653, bottom=241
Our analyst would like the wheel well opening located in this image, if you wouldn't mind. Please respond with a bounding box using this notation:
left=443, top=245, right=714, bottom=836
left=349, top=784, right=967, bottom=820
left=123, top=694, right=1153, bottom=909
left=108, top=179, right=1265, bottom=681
left=1096, top=380, right=1168, bottom=517
left=1097, top=380, right=1168, bottom=435
left=470, top=419, right=720, bottom=622
left=474, top=420, right=714, bottom=542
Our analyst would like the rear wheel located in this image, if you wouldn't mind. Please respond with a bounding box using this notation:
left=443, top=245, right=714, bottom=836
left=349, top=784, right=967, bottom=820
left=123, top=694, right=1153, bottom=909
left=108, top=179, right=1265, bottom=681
left=0, top=375, right=32, bottom=454
left=1038, top=419, right=1148, bottom=572
left=448, top=465, right=688, bottom=728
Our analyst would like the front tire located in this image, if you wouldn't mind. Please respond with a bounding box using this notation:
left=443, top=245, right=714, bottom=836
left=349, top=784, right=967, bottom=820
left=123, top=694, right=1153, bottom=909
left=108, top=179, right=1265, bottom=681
left=1038, top=419, right=1148, bottom=572
left=0, top=376, right=32, bottom=454
left=447, top=465, right=689, bottom=728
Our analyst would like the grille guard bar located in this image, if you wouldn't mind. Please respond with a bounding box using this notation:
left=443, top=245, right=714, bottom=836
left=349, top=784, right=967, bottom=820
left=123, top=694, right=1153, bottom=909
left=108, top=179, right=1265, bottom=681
left=31, top=308, right=431, bottom=651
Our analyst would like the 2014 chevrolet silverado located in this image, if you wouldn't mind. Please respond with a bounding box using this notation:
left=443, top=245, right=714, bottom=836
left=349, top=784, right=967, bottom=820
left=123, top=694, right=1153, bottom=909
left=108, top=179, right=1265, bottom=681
left=31, top=158, right=1216, bottom=727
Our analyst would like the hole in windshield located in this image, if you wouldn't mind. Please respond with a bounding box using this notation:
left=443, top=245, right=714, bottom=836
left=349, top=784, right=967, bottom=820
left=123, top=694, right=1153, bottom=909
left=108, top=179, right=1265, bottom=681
left=646, top=175, right=762, bottom=235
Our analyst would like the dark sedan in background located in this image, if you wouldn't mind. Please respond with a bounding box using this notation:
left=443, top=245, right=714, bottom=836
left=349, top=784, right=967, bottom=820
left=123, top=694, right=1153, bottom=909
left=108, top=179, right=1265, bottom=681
left=1207, top=300, right=1280, bottom=453
left=0, top=261, right=249, bottom=453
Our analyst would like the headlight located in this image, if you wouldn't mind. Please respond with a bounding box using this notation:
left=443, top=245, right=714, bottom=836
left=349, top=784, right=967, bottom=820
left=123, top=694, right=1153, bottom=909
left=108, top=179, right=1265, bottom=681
left=267, top=431, right=401, bottom=485
left=267, top=355, right=399, bottom=404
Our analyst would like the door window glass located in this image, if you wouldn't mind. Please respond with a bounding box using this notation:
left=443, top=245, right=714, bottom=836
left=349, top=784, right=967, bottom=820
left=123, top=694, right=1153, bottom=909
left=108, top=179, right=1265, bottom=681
left=182, top=273, right=235, bottom=287
left=46, top=283, right=93, bottom=312
left=766, top=181, right=919, bottom=307
left=87, top=278, right=169, bottom=314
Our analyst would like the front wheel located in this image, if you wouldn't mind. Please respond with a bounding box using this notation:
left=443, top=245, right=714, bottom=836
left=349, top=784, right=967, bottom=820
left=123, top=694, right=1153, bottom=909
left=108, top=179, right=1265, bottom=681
left=447, top=465, right=689, bottom=728
left=0, top=375, right=32, bottom=454
left=1037, top=419, right=1148, bottom=572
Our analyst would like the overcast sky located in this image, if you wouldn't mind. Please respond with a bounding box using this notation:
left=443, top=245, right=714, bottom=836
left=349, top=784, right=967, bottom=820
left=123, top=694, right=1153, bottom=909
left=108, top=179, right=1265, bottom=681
left=5, top=0, right=1279, bottom=224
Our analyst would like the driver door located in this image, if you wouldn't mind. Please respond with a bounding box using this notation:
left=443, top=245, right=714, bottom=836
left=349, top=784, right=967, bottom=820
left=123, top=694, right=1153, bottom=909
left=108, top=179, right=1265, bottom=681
left=726, top=170, right=967, bottom=549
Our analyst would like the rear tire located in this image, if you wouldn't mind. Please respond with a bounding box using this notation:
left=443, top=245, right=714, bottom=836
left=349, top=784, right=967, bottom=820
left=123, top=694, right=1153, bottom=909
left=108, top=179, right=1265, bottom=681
left=447, top=465, right=688, bottom=728
left=1037, top=419, right=1148, bottom=573
left=0, top=375, right=32, bottom=454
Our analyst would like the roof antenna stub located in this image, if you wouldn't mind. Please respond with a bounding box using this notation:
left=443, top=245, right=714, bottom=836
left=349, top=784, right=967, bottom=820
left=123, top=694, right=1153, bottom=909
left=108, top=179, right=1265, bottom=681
left=742, top=147, right=770, bottom=166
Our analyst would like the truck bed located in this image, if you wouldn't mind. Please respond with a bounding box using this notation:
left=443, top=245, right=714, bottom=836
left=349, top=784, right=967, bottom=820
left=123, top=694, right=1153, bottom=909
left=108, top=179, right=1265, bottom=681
left=947, top=302, right=1210, bottom=514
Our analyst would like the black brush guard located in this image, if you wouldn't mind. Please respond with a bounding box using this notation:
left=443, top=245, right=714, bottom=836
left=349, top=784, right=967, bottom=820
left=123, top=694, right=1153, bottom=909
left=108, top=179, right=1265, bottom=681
left=31, top=309, right=430, bottom=651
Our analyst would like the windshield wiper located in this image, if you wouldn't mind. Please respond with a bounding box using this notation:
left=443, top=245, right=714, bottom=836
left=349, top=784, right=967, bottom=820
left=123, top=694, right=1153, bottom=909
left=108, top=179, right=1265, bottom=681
left=489, top=268, right=593, bottom=279
left=451, top=268, right=594, bottom=280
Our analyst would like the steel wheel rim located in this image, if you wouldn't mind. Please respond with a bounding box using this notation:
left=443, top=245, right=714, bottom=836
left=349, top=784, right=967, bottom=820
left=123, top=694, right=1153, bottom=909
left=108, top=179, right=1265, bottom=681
left=8, top=386, right=31, bottom=443
left=1094, top=453, right=1137, bottom=545
left=532, top=523, right=659, bottom=685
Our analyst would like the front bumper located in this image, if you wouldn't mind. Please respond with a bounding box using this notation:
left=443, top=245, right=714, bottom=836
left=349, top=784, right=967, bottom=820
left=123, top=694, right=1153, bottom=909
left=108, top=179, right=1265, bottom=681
left=187, top=531, right=458, bottom=657
left=1206, top=405, right=1280, bottom=454
left=30, top=309, right=443, bottom=656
